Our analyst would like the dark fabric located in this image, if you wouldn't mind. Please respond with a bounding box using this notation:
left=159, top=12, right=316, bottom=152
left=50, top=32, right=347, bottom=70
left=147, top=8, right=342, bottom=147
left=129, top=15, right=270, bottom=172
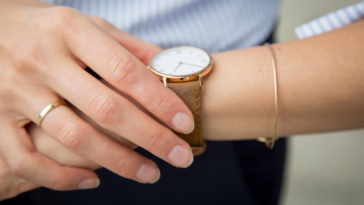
left=1, top=32, right=287, bottom=205
left=1, top=140, right=286, bottom=205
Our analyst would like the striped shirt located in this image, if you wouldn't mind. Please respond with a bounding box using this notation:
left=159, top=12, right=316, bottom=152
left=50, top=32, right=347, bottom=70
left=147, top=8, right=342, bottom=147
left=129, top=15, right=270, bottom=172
left=40, top=0, right=280, bottom=53
left=41, top=1, right=364, bottom=49
left=296, top=1, right=364, bottom=39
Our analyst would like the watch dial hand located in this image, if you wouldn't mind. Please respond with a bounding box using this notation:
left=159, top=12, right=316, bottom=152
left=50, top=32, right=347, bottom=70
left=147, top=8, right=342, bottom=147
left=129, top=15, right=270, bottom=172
left=174, top=62, right=183, bottom=72
left=180, top=62, right=204, bottom=68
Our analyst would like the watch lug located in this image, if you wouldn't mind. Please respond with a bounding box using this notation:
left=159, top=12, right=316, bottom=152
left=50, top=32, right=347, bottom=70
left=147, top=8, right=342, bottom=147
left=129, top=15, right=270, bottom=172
left=163, top=77, right=167, bottom=87
left=199, top=74, right=204, bottom=90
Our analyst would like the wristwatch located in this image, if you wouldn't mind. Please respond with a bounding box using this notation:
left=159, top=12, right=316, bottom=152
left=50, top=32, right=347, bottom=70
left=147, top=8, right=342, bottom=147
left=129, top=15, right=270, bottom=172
left=148, top=46, right=213, bottom=156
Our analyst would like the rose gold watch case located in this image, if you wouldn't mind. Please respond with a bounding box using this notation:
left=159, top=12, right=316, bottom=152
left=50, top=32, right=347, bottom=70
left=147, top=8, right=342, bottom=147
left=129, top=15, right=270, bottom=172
left=148, top=46, right=213, bottom=82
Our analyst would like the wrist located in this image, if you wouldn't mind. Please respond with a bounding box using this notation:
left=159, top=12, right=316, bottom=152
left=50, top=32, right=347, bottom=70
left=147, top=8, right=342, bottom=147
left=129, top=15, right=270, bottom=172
left=202, top=47, right=276, bottom=140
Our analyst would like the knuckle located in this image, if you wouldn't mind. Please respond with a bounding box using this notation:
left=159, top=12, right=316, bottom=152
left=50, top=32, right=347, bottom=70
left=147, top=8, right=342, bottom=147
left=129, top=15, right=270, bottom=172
left=8, top=156, right=27, bottom=177
left=114, top=154, right=132, bottom=176
left=11, top=42, right=45, bottom=73
left=90, top=16, right=111, bottom=28
left=49, top=6, right=80, bottom=28
left=57, top=121, right=85, bottom=150
left=148, top=92, right=171, bottom=114
left=107, top=54, right=140, bottom=85
left=88, top=93, right=120, bottom=125
left=49, top=174, right=71, bottom=191
left=145, top=128, right=168, bottom=152
left=47, top=6, right=89, bottom=39
left=1, top=70, right=21, bottom=93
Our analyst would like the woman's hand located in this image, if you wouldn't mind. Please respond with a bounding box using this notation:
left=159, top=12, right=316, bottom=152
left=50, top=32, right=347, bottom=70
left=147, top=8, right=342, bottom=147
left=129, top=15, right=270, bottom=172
left=1, top=79, right=142, bottom=201
left=0, top=122, right=100, bottom=201
left=0, top=112, right=107, bottom=201
left=0, top=156, right=39, bottom=201
left=0, top=0, right=195, bottom=190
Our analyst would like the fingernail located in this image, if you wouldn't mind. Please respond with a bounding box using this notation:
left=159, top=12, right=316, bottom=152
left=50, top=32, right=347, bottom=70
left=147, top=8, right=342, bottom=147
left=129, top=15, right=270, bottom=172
left=136, top=163, right=160, bottom=183
left=149, top=169, right=161, bottom=184
left=78, top=178, right=100, bottom=190
left=168, top=145, right=194, bottom=168
left=172, top=112, right=194, bottom=134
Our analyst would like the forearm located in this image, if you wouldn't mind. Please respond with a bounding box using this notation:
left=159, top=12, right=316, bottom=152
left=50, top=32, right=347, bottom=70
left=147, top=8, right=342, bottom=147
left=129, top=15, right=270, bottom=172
left=203, top=20, right=364, bottom=140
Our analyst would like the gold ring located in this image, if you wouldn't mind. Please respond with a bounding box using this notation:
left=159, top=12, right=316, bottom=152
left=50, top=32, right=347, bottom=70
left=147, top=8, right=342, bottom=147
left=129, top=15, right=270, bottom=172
left=37, top=100, right=67, bottom=128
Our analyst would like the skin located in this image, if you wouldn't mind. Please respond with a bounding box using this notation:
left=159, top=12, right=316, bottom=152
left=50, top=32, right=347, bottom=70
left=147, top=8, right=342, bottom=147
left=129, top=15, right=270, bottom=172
left=2, top=0, right=364, bottom=202
left=0, top=83, right=161, bottom=200
left=0, top=0, right=196, bottom=191
left=3, top=20, right=364, bottom=199
left=203, top=19, right=364, bottom=140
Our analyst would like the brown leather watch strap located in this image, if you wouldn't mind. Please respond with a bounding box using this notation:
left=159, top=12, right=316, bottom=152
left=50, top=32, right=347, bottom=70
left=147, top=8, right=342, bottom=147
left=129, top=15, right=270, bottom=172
left=167, top=80, right=205, bottom=156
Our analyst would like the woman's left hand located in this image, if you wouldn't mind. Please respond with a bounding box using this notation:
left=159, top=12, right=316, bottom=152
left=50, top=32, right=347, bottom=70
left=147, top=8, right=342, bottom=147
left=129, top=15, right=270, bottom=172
left=0, top=156, right=38, bottom=201
left=0, top=79, right=142, bottom=201
left=0, top=122, right=99, bottom=201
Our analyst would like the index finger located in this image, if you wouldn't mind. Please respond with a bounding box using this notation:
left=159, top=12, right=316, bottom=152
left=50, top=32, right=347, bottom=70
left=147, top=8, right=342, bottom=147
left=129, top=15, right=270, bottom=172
left=61, top=10, right=195, bottom=135
left=87, top=15, right=162, bottom=65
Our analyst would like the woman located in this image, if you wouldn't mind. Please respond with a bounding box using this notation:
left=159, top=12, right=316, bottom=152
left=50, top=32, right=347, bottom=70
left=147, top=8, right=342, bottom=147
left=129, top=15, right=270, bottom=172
left=1, top=0, right=363, bottom=204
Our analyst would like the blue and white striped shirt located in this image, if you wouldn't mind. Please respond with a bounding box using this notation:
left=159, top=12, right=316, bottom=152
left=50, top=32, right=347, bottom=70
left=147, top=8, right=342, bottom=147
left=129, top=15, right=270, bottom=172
left=41, top=0, right=280, bottom=53
left=41, top=0, right=364, bottom=51
left=296, top=1, right=364, bottom=39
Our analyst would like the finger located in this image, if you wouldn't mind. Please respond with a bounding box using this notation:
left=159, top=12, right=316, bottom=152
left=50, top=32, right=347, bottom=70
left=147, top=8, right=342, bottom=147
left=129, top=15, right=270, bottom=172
left=18, top=92, right=161, bottom=183
left=0, top=121, right=100, bottom=191
left=1, top=178, right=39, bottom=201
left=0, top=158, right=39, bottom=201
left=41, top=57, right=193, bottom=168
left=26, top=123, right=100, bottom=170
left=88, top=15, right=162, bottom=65
left=67, top=102, right=137, bottom=150
left=0, top=157, right=39, bottom=201
left=54, top=9, right=194, bottom=134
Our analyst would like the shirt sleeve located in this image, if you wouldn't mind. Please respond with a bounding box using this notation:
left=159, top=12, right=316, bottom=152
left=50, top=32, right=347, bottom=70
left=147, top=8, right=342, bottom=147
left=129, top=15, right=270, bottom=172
left=295, top=1, right=364, bottom=39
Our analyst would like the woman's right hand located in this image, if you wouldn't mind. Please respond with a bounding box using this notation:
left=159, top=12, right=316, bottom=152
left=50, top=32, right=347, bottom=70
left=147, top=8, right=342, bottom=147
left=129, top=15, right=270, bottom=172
left=0, top=0, right=195, bottom=190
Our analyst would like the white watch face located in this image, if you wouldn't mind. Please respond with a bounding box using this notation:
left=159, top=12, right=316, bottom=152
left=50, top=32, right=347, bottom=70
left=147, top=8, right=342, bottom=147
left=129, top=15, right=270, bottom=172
left=150, top=46, right=211, bottom=77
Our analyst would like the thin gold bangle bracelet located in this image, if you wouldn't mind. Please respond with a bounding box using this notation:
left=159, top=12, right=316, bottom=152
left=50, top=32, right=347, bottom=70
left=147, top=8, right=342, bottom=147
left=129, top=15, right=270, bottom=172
left=257, top=43, right=278, bottom=149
